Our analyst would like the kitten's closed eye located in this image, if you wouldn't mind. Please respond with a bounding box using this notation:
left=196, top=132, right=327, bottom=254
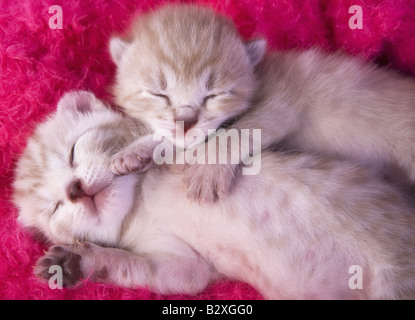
left=150, top=92, right=221, bottom=108
left=150, top=92, right=171, bottom=106
left=69, top=143, right=76, bottom=167
left=52, top=201, right=62, bottom=215
left=202, top=94, right=217, bottom=107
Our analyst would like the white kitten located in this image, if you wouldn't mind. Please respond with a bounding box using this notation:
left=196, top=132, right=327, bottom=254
left=13, top=91, right=415, bottom=299
left=13, top=91, right=149, bottom=245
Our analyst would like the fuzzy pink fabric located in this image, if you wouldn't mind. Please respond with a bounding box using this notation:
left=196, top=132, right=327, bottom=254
left=1, top=0, right=415, bottom=300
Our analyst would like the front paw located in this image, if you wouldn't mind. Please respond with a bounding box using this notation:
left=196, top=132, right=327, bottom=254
left=183, top=162, right=240, bottom=203
left=34, top=245, right=83, bottom=287
left=111, top=150, right=150, bottom=175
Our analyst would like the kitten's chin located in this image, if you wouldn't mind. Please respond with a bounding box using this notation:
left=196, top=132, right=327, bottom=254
left=78, top=185, right=112, bottom=217
left=82, top=196, right=99, bottom=216
left=163, top=127, right=209, bottom=150
left=81, top=176, right=135, bottom=221
left=77, top=175, right=137, bottom=245
left=92, top=188, right=108, bottom=215
left=167, top=134, right=206, bottom=149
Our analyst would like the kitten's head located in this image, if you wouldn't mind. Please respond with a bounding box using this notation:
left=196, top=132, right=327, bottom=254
left=13, top=91, right=146, bottom=245
left=110, top=4, right=266, bottom=147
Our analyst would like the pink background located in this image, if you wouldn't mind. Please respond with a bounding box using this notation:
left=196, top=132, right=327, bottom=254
left=1, top=0, right=415, bottom=299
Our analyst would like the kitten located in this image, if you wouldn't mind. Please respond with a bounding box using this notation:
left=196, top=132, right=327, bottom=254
left=109, top=4, right=265, bottom=175
left=13, top=91, right=149, bottom=245
left=13, top=91, right=415, bottom=299
left=109, top=4, right=415, bottom=202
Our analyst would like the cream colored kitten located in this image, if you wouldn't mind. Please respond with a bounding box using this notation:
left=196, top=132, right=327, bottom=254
left=110, top=4, right=415, bottom=202
left=109, top=4, right=265, bottom=175
left=13, top=91, right=415, bottom=299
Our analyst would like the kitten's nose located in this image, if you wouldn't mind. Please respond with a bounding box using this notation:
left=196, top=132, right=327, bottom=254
left=68, top=180, right=86, bottom=202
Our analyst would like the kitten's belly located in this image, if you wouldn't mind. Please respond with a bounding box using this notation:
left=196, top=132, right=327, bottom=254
left=134, top=166, right=360, bottom=299
left=136, top=169, right=281, bottom=286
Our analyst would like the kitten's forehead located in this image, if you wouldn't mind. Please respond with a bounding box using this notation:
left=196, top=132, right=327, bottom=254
left=14, top=113, right=76, bottom=201
left=130, top=6, right=245, bottom=74
left=14, top=109, right=108, bottom=211
left=155, top=63, right=213, bottom=89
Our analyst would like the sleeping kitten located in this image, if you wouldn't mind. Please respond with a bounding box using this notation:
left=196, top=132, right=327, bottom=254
left=109, top=4, right=415, bottom=202
left=109, top=4, right=265, bottom=175
left=13, top=91, right=415, bottom=299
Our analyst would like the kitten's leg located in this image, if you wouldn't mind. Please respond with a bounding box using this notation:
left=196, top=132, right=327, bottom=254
left=182, top=116, right=290, bottom=202
left=111, top=134, right=158, bottom=175
left=179, top=139, right=243, bottom=203
left=182, top=99, right=300, bottom=203
left=35, top=242, right=215, bottom=295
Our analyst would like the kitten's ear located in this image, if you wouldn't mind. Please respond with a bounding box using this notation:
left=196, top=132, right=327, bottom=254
left=57, top=91, right=105, bottom=114
left=109, top=36, right=130, bottom=65
left=244, top=39, right=267, bottom=66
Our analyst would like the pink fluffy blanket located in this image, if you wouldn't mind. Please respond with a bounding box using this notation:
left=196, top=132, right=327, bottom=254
left=1, top=0, right=415, bottom=300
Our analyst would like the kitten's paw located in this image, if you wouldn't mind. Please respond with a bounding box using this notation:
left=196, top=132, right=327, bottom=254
left=111, top=151, right=150, bottom=175
left=110, top=134, right=157, bottom=175
left=34, top=245, right=83, bottom=287
left=183, top=163, right=241, bottom=203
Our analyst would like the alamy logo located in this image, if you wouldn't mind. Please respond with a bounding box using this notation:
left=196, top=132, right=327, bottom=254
left=152, top=123, right=262, bottom=175
left=48, top=5, right=63, bottom=29
left=348, top=265, right=363, bottom=290
left=48, top=265, right=63, bottom=289
left=349, top=5, right=363, bottom=30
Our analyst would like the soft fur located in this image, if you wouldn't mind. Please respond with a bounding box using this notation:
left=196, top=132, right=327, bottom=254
left=109, top=5, right=266, bottom=175
left=3, top=0, right=415, bottom=300
left=110, top=5, right=265, bottom=149
left=109, top=5, right=415, bottom=203
left=13, top=91, right=415, bottom=299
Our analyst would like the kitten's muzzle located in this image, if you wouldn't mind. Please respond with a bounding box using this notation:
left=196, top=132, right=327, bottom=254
left=174, top=106, right=199, bottom=133
left=182, top=119, right=198, bottom=133
left=174, top=118, right=198, bottom=133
